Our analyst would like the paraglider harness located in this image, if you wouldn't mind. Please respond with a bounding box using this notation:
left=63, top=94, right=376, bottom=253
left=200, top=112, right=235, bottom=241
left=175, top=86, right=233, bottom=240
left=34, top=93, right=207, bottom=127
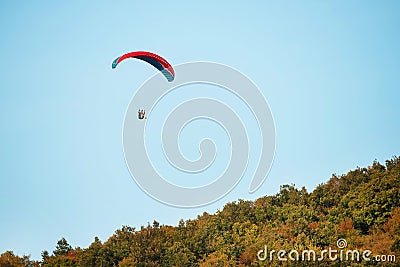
left=138, top=109, right=145, bottom=120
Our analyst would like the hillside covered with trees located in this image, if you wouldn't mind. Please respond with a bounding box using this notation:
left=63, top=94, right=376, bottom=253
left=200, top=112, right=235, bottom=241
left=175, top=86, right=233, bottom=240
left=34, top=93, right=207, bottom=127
left=1, top=157, right=399, bottom=266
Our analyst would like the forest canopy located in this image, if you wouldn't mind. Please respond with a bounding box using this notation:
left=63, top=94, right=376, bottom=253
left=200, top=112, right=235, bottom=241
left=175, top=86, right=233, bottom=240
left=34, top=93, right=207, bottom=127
left=1, top=157, right=399, bottom=266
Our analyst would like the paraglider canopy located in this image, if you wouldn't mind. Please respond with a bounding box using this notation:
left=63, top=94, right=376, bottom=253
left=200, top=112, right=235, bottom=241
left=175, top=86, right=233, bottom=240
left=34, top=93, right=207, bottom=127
left=112, top=51, right=175, bottom=82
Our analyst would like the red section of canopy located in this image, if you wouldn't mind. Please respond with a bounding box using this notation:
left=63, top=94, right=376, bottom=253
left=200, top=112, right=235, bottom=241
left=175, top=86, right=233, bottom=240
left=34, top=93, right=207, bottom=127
left=116, top=51, right=175, bottom=77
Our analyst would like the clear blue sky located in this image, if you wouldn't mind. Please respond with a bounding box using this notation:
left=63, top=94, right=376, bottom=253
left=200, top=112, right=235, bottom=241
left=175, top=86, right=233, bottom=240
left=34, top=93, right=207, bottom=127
left=1, top=1, right=399, bottom=260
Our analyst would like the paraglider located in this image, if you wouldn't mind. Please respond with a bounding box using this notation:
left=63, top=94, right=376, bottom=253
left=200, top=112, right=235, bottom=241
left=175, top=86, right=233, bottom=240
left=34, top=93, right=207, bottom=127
left=112, top=51, right=175, bottom=82
left=138, top=109, right=146, bottom=120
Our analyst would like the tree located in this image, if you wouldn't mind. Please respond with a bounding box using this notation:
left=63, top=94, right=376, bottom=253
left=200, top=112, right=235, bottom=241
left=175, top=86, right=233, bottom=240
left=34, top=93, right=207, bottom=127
left=53, top=237, right=72, bottom=256
left=41, top=250, right=50, bottom=263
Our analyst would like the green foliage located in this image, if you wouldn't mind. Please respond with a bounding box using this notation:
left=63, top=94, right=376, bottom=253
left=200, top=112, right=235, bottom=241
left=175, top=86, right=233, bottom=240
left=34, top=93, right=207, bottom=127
left=2, top=157, right=399, bottom=266
left=53, top=238, right=72, bottom=257
left=0, top=251, right=39, bottom=267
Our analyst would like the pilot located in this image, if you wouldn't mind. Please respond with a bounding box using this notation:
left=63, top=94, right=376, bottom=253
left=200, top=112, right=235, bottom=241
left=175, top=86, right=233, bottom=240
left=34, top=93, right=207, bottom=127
left=138, top=109, right=145, bottom=120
